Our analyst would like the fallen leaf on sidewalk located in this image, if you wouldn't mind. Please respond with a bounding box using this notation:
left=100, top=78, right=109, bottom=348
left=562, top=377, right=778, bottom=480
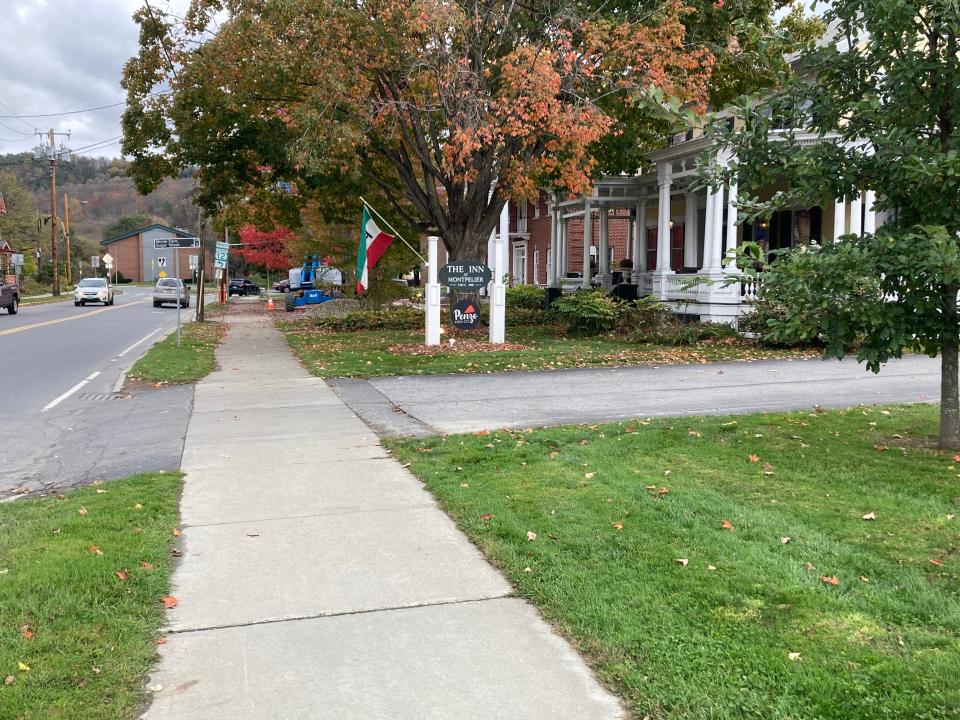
left=162, top=596, right=178, bottom=609
left=155, top=637, right=167, bottom=645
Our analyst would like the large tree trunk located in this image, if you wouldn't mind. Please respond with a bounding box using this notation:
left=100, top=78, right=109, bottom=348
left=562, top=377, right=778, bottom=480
left=940, top=283, right=960, bottom=449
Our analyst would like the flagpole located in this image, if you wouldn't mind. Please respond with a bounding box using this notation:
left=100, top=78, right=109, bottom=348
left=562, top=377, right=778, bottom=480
left=359, top=197, right=427, bottom=264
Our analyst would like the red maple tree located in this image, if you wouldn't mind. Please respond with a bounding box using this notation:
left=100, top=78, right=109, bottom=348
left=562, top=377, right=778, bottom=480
left=235, top=225, right=294, bottom=271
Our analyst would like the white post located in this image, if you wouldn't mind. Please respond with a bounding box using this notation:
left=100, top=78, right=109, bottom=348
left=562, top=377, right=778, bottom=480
left=683, top=190, right=698, bottom=269
left=547, top=201, right=558, bottom=288
left=700, top=185, right=715, bottom=273
left=581, top=201, right=592, bottom=289
left=559, top=219, right=567, bottom=279
left=850, top=192, right=863, bottom=237
left=833, top=198, right=846, bottom=242
left=599, top=206, right=611, bottom=289
left=724, top=179, right=738, bottom=270
left=863, top=190, right=876, bottom=234
left=655, top=165, right=673, bottom=273
left=634, top=201, right=647, bottom=281
left=490, top=203, right=507, bottom=343
left=425, top=236, right=441, bottom=346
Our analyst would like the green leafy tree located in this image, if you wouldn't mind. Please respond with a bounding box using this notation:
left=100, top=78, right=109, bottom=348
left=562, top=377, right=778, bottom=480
left=102, top=213, right=155, bottom=240
left=0, top=172, right=37, bottom=249
left=712, top=0, right=960, bottom=447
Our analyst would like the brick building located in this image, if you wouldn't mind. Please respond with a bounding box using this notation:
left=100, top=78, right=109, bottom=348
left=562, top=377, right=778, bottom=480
left=100, top=224, right=204, bottom=282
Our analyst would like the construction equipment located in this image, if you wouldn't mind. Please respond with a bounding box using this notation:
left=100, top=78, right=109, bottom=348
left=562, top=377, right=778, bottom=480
left=284, top=255, right=344, bottom=311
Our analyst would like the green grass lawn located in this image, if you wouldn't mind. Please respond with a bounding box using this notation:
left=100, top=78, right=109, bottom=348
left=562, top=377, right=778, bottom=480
left=280, top=323, right=817, bottom=378
left=0, top=472, right=181, bottom=720
left=127, top=319, right=226, bottom=385
left=389, top=404, right=959, bottom=720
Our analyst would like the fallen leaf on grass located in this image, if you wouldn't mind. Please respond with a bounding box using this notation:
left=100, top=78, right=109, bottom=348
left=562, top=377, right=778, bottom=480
left=707, top=565, right=717, bottom=571
left=134, top=503, right=143, bottom=510
left=4, top=676, right=13, bottom=686
left=162, top=596, right=178, bottom=609
left=762, top=463, right=774, bottom=475
left=658, top=487, right=669, bottom=495
left=860, top=576, right=870, bottom=583
left=675, top=558, right=689, bottom=566
left=548, top=451, right=559, bottom=459
left=612, top=522, right=624, bottom=530
left=788, top=652, right=801, bottom=661
left=526, top=531, right=537, bottom=542
left=820, top=575, right=840, bottom=586
left=952, top=454, right=960, bottom=463
left=480, top=513, right=495, bottom=522
left=780, top=537, right=791, bottom=544
left=721, top=519, right=735, bottom=530
left=862, top=512, right=876, bottom=521
left=688, top=430, right=701, bottom=438
left=172, top=528, right=182, bottom=537
left=584, top=472, right=595, bottom=479
left=624, top=426, right=635, bottom=433
left=17, top=661, right=29, bottom=672
left=140, top=562, right=154, bottom=570
left=88, top=545, right=103, bottom=555
left=95, top=489, right=107, bottom=494
left=78, top=506, right=88, bottom=516
left=115, top=570, right=129, bottom=581
left=803, top=562, right=816, bottom=571
left=930, top=559, right=944, bottom=567
left=523, top=567, right=532, bottom=573
left=748, top=454, right=760, bottom=463
left=20, top=625, right=33, bottom=640
left=874, top=444, right=888, bottom=452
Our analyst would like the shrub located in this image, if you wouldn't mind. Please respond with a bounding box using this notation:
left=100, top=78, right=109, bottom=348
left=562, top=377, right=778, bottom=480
left=738, top=297, right=816, bottom=347
left=550, top=290, right=622, bottom=334
left=615, top=296, right=678, bottom=338
left=314, top=305, right=423, bottom=331
left=505, top=284, right=545, bottom=310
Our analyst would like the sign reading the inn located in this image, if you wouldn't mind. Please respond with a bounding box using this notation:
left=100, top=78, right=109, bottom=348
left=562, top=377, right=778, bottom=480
left=439, top=262, right=491, bottom=290
left=451, top=299, right=481, bottom=329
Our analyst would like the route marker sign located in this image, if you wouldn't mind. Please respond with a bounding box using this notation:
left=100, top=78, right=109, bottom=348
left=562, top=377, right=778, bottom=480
left=189, top=254, right=198, bottom=270
left=154, top=237, right=199, bottom=249
left=214, top=241, right=229, bottom=270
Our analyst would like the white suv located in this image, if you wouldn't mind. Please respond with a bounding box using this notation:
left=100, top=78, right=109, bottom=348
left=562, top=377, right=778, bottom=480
left=75, top=278, right=114, bottom=306
left=153, top=278, right=189, bottom=308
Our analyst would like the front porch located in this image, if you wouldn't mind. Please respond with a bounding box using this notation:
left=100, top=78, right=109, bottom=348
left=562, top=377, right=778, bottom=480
left=542, top=132, right=875, bottom=324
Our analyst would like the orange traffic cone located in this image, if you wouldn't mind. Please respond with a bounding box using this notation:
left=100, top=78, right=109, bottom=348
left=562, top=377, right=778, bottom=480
left=267, top=296, right=275, bottom=313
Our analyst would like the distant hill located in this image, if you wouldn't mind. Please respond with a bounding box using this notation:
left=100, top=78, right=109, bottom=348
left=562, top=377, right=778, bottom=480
left=0, top=153, right=200, bottom=260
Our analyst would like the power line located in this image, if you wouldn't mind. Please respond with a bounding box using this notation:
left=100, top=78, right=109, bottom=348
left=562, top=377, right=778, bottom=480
left=0, top=118, right=32, bottom=137
left=0, top=91, right=172, bottom=120
left=0, top=99, right=35, bottom=131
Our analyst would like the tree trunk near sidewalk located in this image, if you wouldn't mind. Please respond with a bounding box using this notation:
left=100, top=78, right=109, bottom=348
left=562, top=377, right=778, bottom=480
left=940, top=284, right=960, bottom=449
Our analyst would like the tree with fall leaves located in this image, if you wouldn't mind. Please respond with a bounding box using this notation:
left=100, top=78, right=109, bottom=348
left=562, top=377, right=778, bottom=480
left=123, top=0, right=719, bottom=264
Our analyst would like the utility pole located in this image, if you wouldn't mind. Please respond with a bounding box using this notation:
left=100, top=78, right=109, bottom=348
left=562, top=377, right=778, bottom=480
left=63, top=192, right=72, bottom=285
left=34, top=129, right=72, bottom=296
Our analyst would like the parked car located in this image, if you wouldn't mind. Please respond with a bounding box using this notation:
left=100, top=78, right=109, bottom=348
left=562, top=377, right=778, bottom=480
left=153, top=278, right=189, bottom=308
left=273, top=279, right=290, bottom=293
left=228, top=278, right=261, bottom=297
left=74, top=277, right=113, bottom=306
left=0, top=276, right=18, bottom=314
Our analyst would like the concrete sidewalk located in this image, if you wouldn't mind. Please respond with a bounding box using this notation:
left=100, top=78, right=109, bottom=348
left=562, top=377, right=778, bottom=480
left=142, top=311, right=622, bottom=719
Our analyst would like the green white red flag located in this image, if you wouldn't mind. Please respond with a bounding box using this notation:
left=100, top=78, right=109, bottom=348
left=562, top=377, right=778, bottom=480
left=356, top=205, right=395, bottom=294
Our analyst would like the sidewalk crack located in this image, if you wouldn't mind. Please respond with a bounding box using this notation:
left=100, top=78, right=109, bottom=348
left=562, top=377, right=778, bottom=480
left=167, top=594, right=516, bottom=635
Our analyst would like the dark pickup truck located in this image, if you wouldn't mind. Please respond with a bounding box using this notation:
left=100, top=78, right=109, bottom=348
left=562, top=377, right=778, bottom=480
left=0, top=276, right=19, bottom=314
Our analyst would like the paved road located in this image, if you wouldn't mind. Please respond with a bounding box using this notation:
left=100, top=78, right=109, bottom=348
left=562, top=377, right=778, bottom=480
left=1, top=287, right=203, bottom=498
left=331, top=354, right=941, bottom=436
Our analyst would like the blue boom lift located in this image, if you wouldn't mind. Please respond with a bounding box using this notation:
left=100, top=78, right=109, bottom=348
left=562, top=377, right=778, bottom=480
left=284, top=255, right=343, bottom=311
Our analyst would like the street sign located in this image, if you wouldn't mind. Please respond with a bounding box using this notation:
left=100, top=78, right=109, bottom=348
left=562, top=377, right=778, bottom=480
left=90, top=255, right=100, bottom=268
left=102, top=252, right=113, bottom=268
left=157, top=257, right=167, bottom=268
left=189, top=254, right=198, bottom=270
left=439, top=262, right=492, bottom=290
left=158, top=270, right=168, bottom=278
left=154, top=237, right=199, bottom=249
left=11, top=253, right=23, bottom=266
left=451, top=299, right=481, bottom=329
left=214, top=241, right=229, bottom=270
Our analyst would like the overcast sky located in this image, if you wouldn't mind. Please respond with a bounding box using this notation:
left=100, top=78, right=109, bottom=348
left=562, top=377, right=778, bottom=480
left=0, top=0, right=177, bottom=158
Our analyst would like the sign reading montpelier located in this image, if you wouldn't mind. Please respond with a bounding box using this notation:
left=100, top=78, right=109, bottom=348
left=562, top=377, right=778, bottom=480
left=439, top=262, right=492, bottom=290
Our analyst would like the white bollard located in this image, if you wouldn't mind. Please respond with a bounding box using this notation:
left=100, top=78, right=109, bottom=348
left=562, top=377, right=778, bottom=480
left=489, top=204, right=508, bottom=344
left=425, top=236, right=441, bottom=346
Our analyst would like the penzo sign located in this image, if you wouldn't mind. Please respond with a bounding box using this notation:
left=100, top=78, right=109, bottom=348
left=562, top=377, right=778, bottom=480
left=451, top=299, right=482, bottom=329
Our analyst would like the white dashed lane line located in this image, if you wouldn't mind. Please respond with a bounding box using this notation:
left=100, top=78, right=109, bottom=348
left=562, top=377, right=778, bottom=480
left=43, top=372, right=102, bottom=412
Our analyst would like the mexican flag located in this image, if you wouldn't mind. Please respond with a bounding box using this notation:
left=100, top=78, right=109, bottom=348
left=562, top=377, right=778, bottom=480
left=356, top=205, right=395, bottom=294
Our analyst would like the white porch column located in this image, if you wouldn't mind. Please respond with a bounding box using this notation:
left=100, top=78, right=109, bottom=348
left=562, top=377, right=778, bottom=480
left=632, top=201, right=646, bottom=280
left=724, top=179, right=738, bottom=270
left=654, top=165, right=673, bottom=274
left=560, top=218, right=568, bottom=278
left=547, top=201, right=558, bottom=288
left=849, top=192, right=863, bottom=237
left=863, top=190, right=877, bottom=234
left=599, top=206, right=611, bottom=289
left=581, top=200, right=593, bottom=289
left=700, top=185, right=715, bottom=272
left=425, top=236, right=441, bottom=346
left=683, top=190, right=698, bottom=269
left=489, top=202, right=508, bottom=344
left=701, top=180, right=724, bottom=273
left=833, top=198, right=846, bottom=242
